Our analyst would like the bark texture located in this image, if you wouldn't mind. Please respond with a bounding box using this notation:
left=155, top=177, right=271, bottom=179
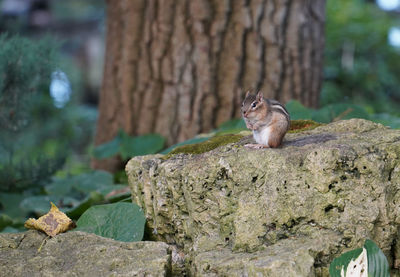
left=94, top=0, right=325, bottom=171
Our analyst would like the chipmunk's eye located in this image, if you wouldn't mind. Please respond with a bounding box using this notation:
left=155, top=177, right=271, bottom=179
left=251, top=102, right=257, bottom=108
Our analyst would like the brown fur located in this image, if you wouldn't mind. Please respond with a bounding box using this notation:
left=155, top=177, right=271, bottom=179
left=242, top=91, right=290, bottom=148
left=268, top=112, right=289, bottom=147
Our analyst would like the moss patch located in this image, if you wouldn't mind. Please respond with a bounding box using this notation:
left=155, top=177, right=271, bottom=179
left=164, top=134, right=243, bottom=159
left=288, top=120, right=323, bottom=133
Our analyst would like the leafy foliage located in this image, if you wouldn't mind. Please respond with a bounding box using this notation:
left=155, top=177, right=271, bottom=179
left=75, top=202, right=145, bottom=242
left=329, top=247, right=364, bottom=276
left=3, top=0, right=400, bottom=244
left=93, top=130, right=165, bottom=160
left=0, top=214, right=13, bottom=231
left=0, top=35, right=97, bottom=194
left=0, top=34, right=99, bottom=232
left=0, top=34, right=65, bottom=192
left=0, top=169, right=131, bottom=233
left=329, top=239, right=389, bottom=277
left=0, top=34, right=56, bottom=132
left=324, top=0, right=400, bottom=116
left=364, top=239, right=390, bottom=277
left=286, top=100, right=400, bottom=129
left=286, top=100, right=371, bottom=123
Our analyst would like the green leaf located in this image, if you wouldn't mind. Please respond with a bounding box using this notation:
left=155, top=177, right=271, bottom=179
left=117, top=197, right=132, bottom=203
left=364, top=240, right=390, bottom=277
left=20, top=195, right=79, bottom=215
left=0, top=214, right=13, bottom=231
left=45, top=177, right=73, bottom=196
left=120, top=133, right=165, bottom=159
left=71, top=170, right=114, bottom=193
left=74, top=202, right=145, bottom=242
left=285, top=100, right=313, bottom=120
left=216, top=119, right=247, bottom=134
left=1, top=226, right=20, bottom=233
left=66, top=191, right=104, bottom=219
left=329, top=239, right=390, bottom=277
left=312, top=103, right=370, bottom=123
left=371, top=113, right=400, bottom=129
left=92, top=135, right=121, bottom=159
left=92, top=130, right=166, bottom=160
left=0, top=192, right=27, bottom=218
left=329, top=247, right=363, bottom=277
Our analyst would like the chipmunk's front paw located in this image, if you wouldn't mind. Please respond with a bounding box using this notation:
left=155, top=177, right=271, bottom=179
left=244, top=143, right=269, bottom=149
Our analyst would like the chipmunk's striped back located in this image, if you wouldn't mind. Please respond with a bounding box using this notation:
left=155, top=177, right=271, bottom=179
left=267, top=99, right=290, bottom=122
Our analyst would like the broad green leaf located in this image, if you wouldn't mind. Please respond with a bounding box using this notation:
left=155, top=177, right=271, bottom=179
left=329, top=247, right=363, bottom=277
left=66, top=191, right=104, bottom=219
left=45, top=177, right=73, bottom=196
left=285, top=100, right=313, bottom=120
left=117, top=197, right=133, bottom=203
left=120, top=133, right=165, bottom=159
left=0, top=192, right=27, bottom=218
left=312, top=103, right=370, bottom=123
left=20, top=195, right=79, bottom=215
left=114, top=170, right=128, bottom=184
left=371, top=113, right=400, bottom=129
left=92, top=135, right=121, bottom=159
left=364, top=239, right=390, bottom=277
left=329, top=240, right=390, bottom=277
left=1, top=226, right=20, bottom=233
left=216, top=119, right=247, bottom=134
left=71, top=170, right=114, bottom=193
left=74, top=202, right=145, bottom=242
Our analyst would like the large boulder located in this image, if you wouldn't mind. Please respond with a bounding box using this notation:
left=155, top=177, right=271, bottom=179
left=0, top=230, right=170, bottom=276
left=126, top=119, right=400, bottom=276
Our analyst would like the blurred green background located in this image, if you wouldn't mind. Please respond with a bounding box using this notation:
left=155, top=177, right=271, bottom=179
left=1, top=0, right=400, bottom=233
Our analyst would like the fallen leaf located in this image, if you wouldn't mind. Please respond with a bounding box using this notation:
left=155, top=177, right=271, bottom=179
left=24, top=202, right=75, bottom=236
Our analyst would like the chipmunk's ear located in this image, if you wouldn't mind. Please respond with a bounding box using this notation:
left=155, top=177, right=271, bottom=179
left=256, top=91, right=264, bottom=102
left=245, top=90, right=251, bottom=98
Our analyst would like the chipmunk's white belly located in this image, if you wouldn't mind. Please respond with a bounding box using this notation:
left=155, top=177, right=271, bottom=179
left=253, top=126, right=271, bottom=146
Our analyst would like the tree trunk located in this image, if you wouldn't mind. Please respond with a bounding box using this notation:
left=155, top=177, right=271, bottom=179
left=93, top=0, right=326, bottom=172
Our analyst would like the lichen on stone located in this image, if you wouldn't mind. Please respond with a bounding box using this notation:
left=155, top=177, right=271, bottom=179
left=0, top=231, right=171, bottom=276
left=164, top=134, right=243, bottom=159
left=126, top=119, right=400, bottom=275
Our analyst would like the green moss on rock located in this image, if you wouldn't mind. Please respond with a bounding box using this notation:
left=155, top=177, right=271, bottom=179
left=288, top=119, right=323, bottom=133
left=165, top=134, right=243, bottom=158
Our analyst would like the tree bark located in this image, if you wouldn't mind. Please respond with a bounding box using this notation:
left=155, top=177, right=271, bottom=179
left=93, top=0, right=325, bottom=172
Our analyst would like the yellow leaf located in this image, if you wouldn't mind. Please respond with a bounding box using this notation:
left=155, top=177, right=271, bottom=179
left=24, top=202, right=75, bottom=237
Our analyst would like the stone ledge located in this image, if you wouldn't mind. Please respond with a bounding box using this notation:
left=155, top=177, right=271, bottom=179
left=0, top=230, right=170, bottom=277
left=126, top=119, right=400, bottom=275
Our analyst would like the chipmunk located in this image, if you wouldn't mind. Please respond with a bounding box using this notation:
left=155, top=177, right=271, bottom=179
left=241, top=91, right=290, bottom=148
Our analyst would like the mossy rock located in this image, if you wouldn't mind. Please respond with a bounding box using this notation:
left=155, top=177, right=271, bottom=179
left=288, top=119, right=323, bottom=133
left=163, top=120, right=320, bottom=159
left=126, top=119, right=400, bottom=275
left=164, top=134, right=243, bottom=159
